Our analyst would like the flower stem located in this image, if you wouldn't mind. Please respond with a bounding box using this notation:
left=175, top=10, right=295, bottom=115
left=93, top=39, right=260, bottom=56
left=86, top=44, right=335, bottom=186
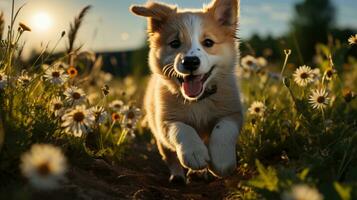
left=280, top=49, right=292, bottom=78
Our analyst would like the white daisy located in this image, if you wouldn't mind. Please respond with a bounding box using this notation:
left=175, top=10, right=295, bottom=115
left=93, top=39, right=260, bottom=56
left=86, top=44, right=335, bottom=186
left=121, top=105, right=142, bottom=122
left=18, top=73, right=32, bottom=87
left=20, top=144, right=67, bottom=190
left=241, top=55, right=259, bottom=71
left=43, top=67, right=68, bottom=85
left=122, top=118, right=137, bottom=138
left=236, top=67, right=251, bottom=79
left=109, top=100, right=124, bottom=111
left=311, top=68, right=321, bottom=82
left=0, top=72, right=8, bottom=89
left=50, top=97, right=65, bottom=117
left=248, top=101, right=266, bottom=117
left=309, top=88, right=330, bottom=110
left=282, top=184, right=323, bottom=200
left=64, top=86, right=86, bottom=106
left=90, top=106, right=108, bottom=124
left=293, top=65, right=314, bottom=87
left=257, top=57, right=268, bottom=68
left=324, top=68, right=336, bottom=81
left=348, top=34, right=357, bottom=45
left=61, top=105, right=95, bottom=137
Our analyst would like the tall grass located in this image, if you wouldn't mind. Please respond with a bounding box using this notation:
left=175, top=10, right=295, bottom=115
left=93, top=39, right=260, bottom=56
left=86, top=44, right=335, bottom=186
left=0, top=0, right=142, bottom=193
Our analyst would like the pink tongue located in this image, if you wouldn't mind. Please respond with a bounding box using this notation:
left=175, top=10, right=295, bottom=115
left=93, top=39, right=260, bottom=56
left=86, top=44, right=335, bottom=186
left=182, top=75, right=203, bottom=97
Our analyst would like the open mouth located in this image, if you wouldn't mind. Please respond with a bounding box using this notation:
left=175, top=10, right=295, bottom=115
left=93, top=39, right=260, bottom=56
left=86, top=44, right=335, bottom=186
left=177, top=66, right=215, bottom=98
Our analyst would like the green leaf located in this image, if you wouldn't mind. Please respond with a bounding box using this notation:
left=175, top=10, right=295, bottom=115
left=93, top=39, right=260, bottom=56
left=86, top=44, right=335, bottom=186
left=248, top=160, right=279, bottom=192
left=298, top=168, right=310, bottom=181
left=334, top=182, right=351, bottom=200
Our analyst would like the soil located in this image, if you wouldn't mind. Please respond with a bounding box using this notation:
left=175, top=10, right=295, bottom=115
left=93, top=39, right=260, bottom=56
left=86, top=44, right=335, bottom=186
left=33, top=141, right=245, bottom=200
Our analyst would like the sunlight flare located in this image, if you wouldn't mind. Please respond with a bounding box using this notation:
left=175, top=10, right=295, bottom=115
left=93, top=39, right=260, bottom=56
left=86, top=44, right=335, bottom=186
left=31, top=12, right=53, bottom=31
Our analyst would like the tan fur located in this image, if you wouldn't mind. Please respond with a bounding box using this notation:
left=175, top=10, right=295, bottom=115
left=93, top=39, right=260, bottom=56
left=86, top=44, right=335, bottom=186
left=132, top=0, right=243, bottom=179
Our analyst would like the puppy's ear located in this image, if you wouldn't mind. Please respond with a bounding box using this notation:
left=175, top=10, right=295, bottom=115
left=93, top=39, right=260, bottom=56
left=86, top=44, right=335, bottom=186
left=207, top=0, right=239, bottom=27
left=130, top=2, right=177, bottom=32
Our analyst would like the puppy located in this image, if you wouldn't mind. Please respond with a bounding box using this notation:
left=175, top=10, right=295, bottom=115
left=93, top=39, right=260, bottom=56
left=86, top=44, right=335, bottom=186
left=130, top=0, right=243, bottom=182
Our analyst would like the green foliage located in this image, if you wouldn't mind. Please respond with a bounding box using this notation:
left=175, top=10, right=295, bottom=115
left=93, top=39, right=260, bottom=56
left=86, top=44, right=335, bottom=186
left=0, top=2, right=143, bottom=194
left=236, top=38, right=357, bottom=199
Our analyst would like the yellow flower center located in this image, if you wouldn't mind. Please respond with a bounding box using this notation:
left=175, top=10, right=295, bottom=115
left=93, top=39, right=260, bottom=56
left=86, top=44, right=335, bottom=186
left=317, top=96, right=325, bottom=104
left=54, top=103, right=62, bottom=110
left=126, top=123, right=133, bottom=129
left=326, top=70, right=333, bottom=78
left=127, top=111, right=135, bottom=119
left=73, top=112, right=85, bottom=122
left=72, top=92, right=81, bottom=100
left=247, top=60, right=254, bottom=66
left=300, top=72, right=308, bottom=79
left=37, top=162, right=51, bottom=176
left=254, top=107, right=261, bottom=113
left=52, top=71, right=60, bottom=78
left=112, top=113, right=120, bottom=121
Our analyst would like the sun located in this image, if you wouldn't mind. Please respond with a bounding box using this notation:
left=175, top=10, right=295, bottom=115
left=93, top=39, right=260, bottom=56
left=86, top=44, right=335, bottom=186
left=31, top=12, right=52, bottom=31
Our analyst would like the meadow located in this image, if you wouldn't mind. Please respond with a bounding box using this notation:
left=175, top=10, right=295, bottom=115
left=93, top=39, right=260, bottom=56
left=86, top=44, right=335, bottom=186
left=0, top=1, right=357, bottom=200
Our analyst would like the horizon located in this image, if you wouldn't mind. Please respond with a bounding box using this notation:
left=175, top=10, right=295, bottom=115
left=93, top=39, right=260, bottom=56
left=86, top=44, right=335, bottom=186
left=0, top=0, right=356, bottom=57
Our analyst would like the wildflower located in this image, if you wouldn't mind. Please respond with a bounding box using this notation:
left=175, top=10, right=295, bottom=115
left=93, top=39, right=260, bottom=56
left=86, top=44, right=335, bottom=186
left=309, top=88, right=330, bottom=110
left=64, top=86, right=86, bottom=105
left=61, top=105, right=95, bottom=137
left=324, top=68, right=336, bottom=81
left=311, top=68, right=321, bottom=82
left=41, top=64, right=50, bottom=71
left=121, top=105, right=142, bottom=122
left=111, top=112, right=121, bottom=122
left=282, top=184, right=323, bottom=200
left=20, top=144, right=67, bottom=190
left=257, top=57, right=268, bottom=68
left=102, top=84, right=110, bottom=96
left=122, top=118, right=137, bottom=137
left=293, top=65, right=314, bottom=87
left=348, top=34, right=357, bottom=45
left=90, top=106, right=107, bottom=124
left=67, top=66, right=78, bottom=78
left=0, top=72, right=8, bottom=89
left=343, top=88, right=355, bottom=103
left=19, top=22, right=31, bottom=32
left=241, top=55, right=259, bottom=71
left=109, top=100, right=124, bottom=111
left=50, top=97, right=65, bottom=117
left=43, top=67, right=68, bottom=85
left=248, top=101, right=266, bottom=117
left=236, top=67, right=251, bottom=79
left=18, top=73, right=32, bottom=87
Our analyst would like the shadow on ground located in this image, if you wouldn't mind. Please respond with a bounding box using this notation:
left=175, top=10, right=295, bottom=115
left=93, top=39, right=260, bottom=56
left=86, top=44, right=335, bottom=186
left=33, top=141, right=245, bottom=200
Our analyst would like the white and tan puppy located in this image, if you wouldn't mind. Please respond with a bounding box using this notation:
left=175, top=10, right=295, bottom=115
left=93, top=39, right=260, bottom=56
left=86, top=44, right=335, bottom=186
left=130, top=0, right=243, bottom=182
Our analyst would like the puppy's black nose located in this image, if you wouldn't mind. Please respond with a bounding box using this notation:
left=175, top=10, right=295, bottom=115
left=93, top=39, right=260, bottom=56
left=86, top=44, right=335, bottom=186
left=182, top=56, right=200, bottom=71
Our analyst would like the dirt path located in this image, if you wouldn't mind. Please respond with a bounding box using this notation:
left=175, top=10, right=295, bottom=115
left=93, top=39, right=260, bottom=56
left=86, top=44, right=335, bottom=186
left=34, top=141, right=244, bottom=200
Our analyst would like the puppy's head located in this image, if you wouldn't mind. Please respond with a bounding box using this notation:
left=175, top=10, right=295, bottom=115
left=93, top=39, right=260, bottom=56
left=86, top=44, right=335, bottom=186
left=131, top=0, right=239, bottom=101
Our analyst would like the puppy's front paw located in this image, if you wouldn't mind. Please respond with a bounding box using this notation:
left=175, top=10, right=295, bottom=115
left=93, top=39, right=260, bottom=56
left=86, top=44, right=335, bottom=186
left=176, top=143, right=210, bottom=170
left=209, top=142, right=237, bottom=178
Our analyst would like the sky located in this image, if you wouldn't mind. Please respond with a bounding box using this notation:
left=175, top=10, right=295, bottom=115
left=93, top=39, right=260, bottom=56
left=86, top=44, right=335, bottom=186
left=0, top=0, right=356, bottom=57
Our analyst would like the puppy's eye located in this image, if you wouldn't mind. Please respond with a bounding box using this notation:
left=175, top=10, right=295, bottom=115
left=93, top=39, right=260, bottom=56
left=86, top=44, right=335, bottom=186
left=169, top=40, right=181, bottom=49
left=203, top=39, right=214, bottom=48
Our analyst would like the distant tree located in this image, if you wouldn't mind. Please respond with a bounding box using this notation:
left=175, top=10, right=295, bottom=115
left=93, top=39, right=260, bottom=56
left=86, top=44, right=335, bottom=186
left=289, top=0, right=336, bottom=64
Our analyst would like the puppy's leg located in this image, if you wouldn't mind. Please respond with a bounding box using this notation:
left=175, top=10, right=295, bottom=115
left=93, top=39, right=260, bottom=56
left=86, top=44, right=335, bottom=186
left=157, top=142, right=186, bottom=184
left=209, top=117, right=241, bottom=177
left=168, top=122, right=210, bottom=170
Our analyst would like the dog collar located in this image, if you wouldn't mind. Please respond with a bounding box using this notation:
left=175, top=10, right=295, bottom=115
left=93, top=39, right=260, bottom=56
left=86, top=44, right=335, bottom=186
left=198, top=84, right=217, bottom=101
